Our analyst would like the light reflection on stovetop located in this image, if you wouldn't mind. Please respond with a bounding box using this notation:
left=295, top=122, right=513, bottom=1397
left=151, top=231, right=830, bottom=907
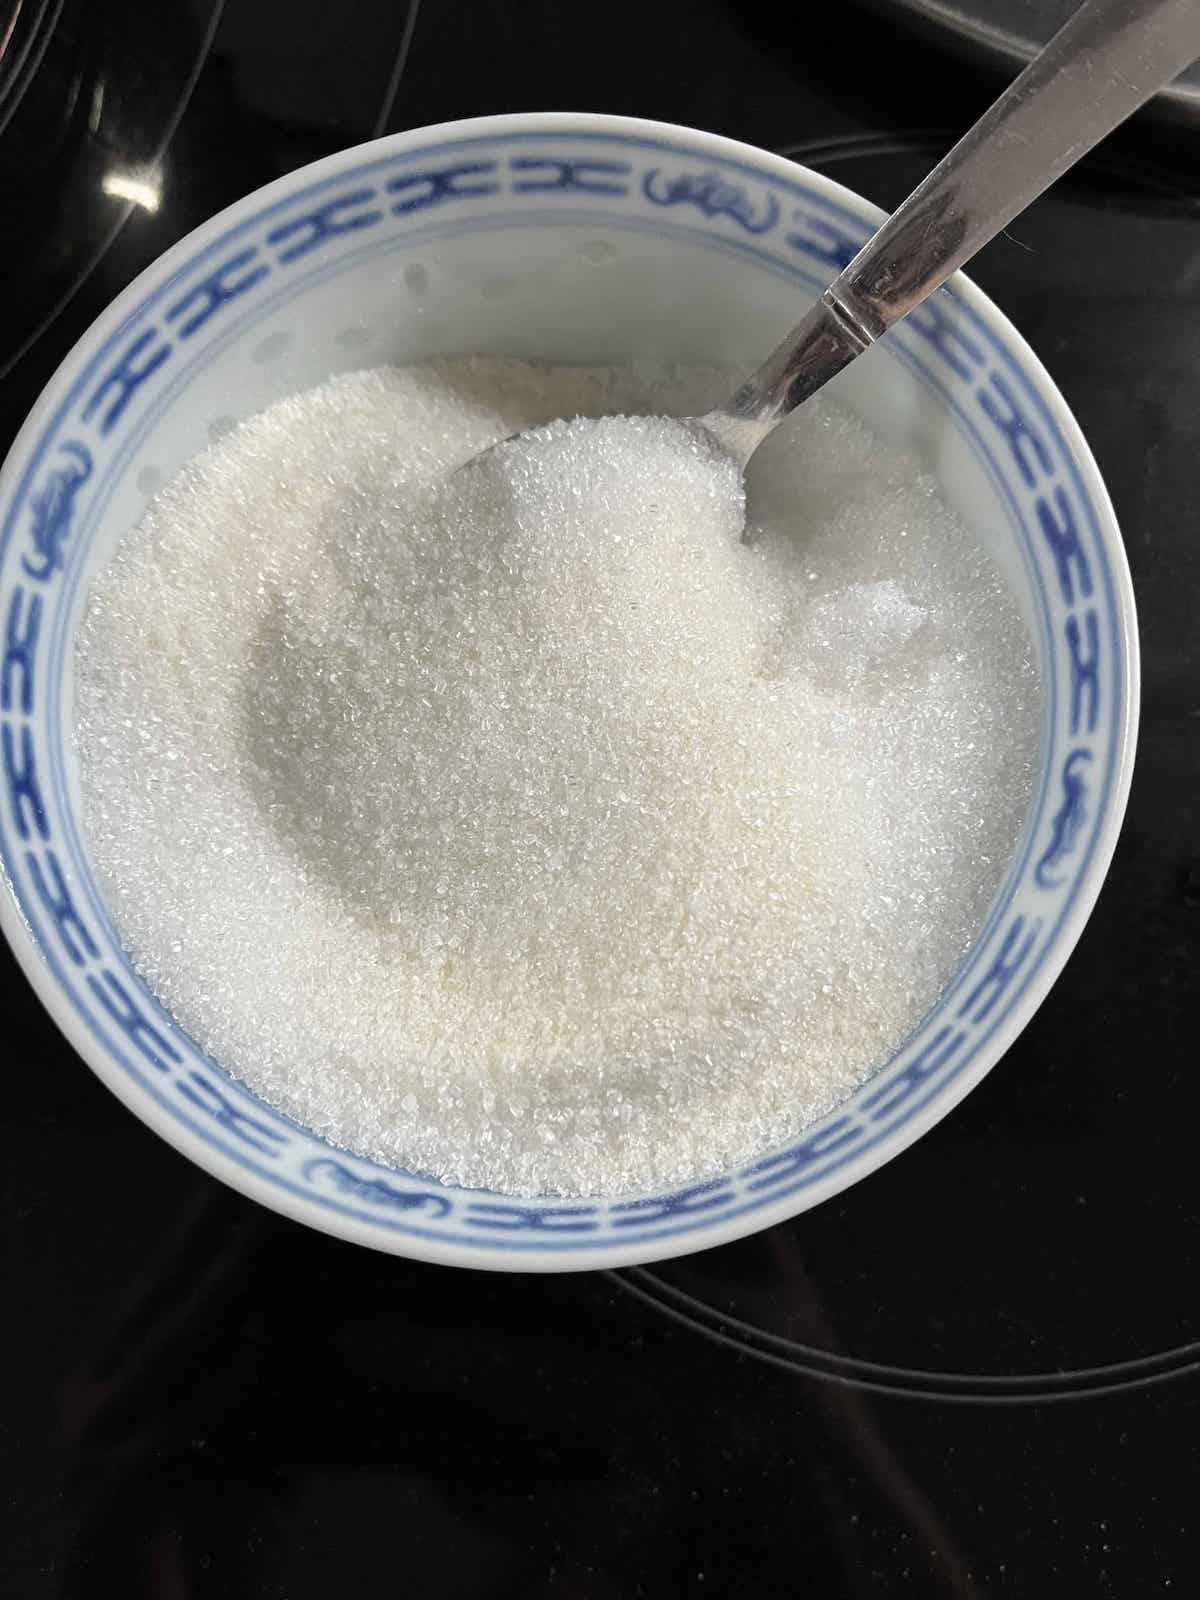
left=0, top=0, right=227, bottom=382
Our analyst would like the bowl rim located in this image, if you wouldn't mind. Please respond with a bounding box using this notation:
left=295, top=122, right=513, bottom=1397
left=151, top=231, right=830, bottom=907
left=0, top=110, right=1139, bottom=1271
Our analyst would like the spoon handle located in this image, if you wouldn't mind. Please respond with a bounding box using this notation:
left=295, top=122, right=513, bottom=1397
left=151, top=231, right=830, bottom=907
left=728, top=0, right=1200, bottom=426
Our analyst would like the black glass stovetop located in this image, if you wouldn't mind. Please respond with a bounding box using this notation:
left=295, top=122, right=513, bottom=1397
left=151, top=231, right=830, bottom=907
left=3, top=2, right=1199, bottom=1594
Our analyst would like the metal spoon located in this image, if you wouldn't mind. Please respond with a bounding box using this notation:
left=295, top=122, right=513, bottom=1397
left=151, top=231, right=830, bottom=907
left=472, top=0, right=1200, bottom=478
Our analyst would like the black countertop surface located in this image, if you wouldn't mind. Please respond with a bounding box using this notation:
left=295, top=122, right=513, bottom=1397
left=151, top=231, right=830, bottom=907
left=3, top=2, right=1198, bottom=1594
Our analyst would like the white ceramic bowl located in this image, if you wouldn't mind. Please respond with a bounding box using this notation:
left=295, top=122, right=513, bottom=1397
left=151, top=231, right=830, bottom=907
left=0, top=113, right=1137, bottom=1270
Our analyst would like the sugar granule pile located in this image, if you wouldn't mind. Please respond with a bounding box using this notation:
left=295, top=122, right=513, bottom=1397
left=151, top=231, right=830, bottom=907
left=75, top=358, right=1039, bottom=1196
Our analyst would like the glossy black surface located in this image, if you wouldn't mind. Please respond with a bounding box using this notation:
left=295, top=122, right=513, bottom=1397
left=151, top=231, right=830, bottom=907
left=3, top=2, right=1198, bottom=1594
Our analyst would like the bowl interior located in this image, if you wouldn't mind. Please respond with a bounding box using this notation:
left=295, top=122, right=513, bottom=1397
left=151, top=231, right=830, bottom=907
left=66, top=198, right=1042, bottom=640
left=0, top=118, right=1133, bottom=1268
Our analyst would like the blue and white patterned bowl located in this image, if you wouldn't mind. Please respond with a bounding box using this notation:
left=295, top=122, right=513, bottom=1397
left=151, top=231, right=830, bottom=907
left=0, top=114, right=1137, bottom=1270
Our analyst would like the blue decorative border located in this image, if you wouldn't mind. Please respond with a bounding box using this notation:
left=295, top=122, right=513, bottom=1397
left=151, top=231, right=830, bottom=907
left=0, top=126, right=1127, bottom=1258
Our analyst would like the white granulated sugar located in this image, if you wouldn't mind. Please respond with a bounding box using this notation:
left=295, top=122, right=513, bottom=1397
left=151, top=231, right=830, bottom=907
left=75, top=357, right=1039, bottom=1196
